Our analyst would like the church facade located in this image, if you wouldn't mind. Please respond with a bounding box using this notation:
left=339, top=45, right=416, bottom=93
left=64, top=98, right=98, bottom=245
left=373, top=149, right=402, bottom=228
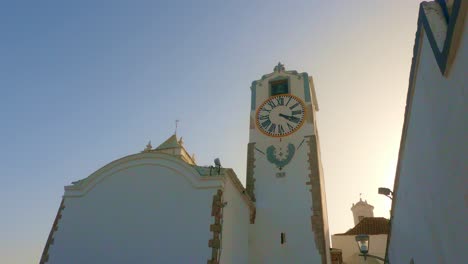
left=40, top=64, right=331, bottom=264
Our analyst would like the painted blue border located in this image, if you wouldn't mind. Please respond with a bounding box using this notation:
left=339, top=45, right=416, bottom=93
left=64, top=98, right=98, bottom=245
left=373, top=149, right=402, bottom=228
left=436, top=0, right=450, bottom=22
left=420, top=0, right=463, bottom=75
left=302, top=72, right=311, bottom=103
left=250, top=81, right=257, bottom=111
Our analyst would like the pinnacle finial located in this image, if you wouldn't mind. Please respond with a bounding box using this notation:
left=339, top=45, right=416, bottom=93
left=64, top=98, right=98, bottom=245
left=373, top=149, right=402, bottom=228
left=274, top=62, right=285, bottom=72
left=178, top=137, right=184, bottom=146
left=144, top=141, right=152, bottom=152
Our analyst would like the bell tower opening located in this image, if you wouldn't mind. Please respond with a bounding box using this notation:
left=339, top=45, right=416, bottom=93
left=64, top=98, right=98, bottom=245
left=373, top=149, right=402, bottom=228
left=270, top=78, right=289, bottom=96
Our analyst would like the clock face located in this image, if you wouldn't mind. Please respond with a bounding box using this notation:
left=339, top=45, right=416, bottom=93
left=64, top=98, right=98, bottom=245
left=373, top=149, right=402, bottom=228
left=256, top=94, right=306, bottom=137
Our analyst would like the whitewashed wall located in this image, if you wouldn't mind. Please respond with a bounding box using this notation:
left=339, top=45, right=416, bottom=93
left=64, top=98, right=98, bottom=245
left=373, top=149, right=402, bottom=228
left=388, top=18, right=467, bottom=264
left=249, top=137, right=321, bottom=263
left=46, top=154, right=222, bottom=264
left=218, top=174, right=250, bottom=264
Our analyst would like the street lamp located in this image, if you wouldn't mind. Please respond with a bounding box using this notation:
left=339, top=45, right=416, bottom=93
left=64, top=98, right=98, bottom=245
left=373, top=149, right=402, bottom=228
left=355, top=234, right=389, bottom=263
left=378, top=187, right=393, bottom=200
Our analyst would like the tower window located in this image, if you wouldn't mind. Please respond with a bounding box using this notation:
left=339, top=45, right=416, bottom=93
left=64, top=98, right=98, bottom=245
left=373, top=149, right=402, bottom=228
left=280, top=233, right=286, bottom=244
left=270, top=79, right=289, bottom=96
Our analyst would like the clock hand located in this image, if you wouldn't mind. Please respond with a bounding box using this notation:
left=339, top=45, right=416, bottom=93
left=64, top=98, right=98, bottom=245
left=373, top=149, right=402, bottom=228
left=279, top=113, right=300, bottom=123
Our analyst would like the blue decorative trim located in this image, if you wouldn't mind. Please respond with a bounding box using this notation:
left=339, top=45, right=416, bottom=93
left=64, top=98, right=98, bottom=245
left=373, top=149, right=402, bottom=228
left=302, top=72, right=311, bottom=102
left=420, top=0, right=463, bottom=75
left=436, top=0, right=450, bottom=22
left=266, top=143, right=295, bottom=169
left=251, top=81, right=257, bottom=111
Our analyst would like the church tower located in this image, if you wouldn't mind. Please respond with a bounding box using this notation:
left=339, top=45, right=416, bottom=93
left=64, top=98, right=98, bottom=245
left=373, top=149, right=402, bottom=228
left=351, top=198, right=374, bottom=226
left=246, top=63, right=331, bottom=264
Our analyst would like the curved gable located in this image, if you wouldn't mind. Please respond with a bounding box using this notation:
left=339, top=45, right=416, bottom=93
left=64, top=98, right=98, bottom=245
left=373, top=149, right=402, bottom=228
left=65, top=152, right=222, bottom=197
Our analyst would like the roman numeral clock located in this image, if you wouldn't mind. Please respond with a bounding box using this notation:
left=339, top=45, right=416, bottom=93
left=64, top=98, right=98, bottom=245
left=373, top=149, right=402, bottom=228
left=247, top=63, right=331, bottom=264
left=256, top=94, right=306, bottom=137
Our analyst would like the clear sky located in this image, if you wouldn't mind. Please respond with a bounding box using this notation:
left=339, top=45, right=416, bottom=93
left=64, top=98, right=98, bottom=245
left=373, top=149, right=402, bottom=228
left=0, top=0, right=422, bottom=262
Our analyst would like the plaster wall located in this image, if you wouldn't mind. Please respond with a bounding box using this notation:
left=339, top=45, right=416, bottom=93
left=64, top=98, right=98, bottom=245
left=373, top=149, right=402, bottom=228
left=47, top=158, right=219, bottom=264
left=219, top=176, right=250, bottom=264
left=387, top=23, right=467, bottom=264
left=332, top=235, right=387, bottom=264
left=249, top=137, right=321, bottom=263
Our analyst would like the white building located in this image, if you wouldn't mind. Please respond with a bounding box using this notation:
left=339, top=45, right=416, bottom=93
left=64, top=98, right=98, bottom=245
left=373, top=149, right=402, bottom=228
left=387, top=1, right=467, bottom=264
left=331, top=199, right=389, bottom=264
left=40, top=64, right=331, bottom=264
left=40, top=135, right=254, bottom=264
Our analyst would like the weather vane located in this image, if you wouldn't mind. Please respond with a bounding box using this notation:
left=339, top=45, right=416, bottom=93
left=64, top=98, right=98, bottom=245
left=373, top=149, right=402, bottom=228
left=175, top=119, right=179, bottom=134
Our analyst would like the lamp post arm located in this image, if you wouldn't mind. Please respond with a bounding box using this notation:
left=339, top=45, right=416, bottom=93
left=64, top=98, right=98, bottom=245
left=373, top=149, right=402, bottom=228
left=359, top=253, right=389, bottom=263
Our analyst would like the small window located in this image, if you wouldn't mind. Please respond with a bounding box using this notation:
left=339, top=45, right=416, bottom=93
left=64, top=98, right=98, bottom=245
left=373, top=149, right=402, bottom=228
left=280, top=233, right=286, bottom=244
left=270, top=79, right=289, bottom=96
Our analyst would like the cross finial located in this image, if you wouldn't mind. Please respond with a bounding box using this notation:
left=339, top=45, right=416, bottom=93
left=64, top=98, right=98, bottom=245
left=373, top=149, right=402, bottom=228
left=175, top=119, right=179, bottom=135
left=274, top=62, right=285, bottom=72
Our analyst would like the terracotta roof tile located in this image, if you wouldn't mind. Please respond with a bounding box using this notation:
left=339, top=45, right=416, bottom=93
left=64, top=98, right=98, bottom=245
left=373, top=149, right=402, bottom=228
left=336, top=217, right=389, bottom=236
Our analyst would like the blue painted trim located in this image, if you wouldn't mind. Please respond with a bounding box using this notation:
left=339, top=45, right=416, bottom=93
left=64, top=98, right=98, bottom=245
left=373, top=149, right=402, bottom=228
left=420, top=0, right=463, bottom=75
left=436, top=0, right=450, bottom=22
left=302, top=72, right=311, bottom=102
left=250, top=81, right=257, bottom=111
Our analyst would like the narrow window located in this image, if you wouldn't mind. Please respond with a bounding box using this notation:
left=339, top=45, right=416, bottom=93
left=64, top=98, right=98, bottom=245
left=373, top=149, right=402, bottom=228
left=270, top=79, right=289, bottom=96
left=280, top=233, right=286, bottom=244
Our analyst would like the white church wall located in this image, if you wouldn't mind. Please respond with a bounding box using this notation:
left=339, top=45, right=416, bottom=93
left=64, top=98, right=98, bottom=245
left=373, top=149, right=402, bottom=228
left=218, top=174, right=250, bottom=264
left=332, top=235, right=387, bottom=264
left=388, top=11, right=467, bottom=264
left=47, top=154, right=221, bottom=264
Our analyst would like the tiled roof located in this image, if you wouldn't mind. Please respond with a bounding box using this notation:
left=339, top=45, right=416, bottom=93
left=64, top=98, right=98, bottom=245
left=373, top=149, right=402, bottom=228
left=336, top=217, right=389, bottom=236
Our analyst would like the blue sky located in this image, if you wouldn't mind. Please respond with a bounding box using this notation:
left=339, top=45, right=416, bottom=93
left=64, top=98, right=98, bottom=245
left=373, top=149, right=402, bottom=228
left=0, top=1, right=422, bottom=262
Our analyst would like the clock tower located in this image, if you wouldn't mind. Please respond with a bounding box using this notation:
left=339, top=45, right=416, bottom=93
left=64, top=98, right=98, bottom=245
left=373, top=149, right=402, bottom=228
left=247, top=63, right=331, bottom=264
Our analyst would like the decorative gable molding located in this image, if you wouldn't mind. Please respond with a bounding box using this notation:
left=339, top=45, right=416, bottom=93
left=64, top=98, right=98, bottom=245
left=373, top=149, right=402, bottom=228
left=65, top=152, right=223, bottom=197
